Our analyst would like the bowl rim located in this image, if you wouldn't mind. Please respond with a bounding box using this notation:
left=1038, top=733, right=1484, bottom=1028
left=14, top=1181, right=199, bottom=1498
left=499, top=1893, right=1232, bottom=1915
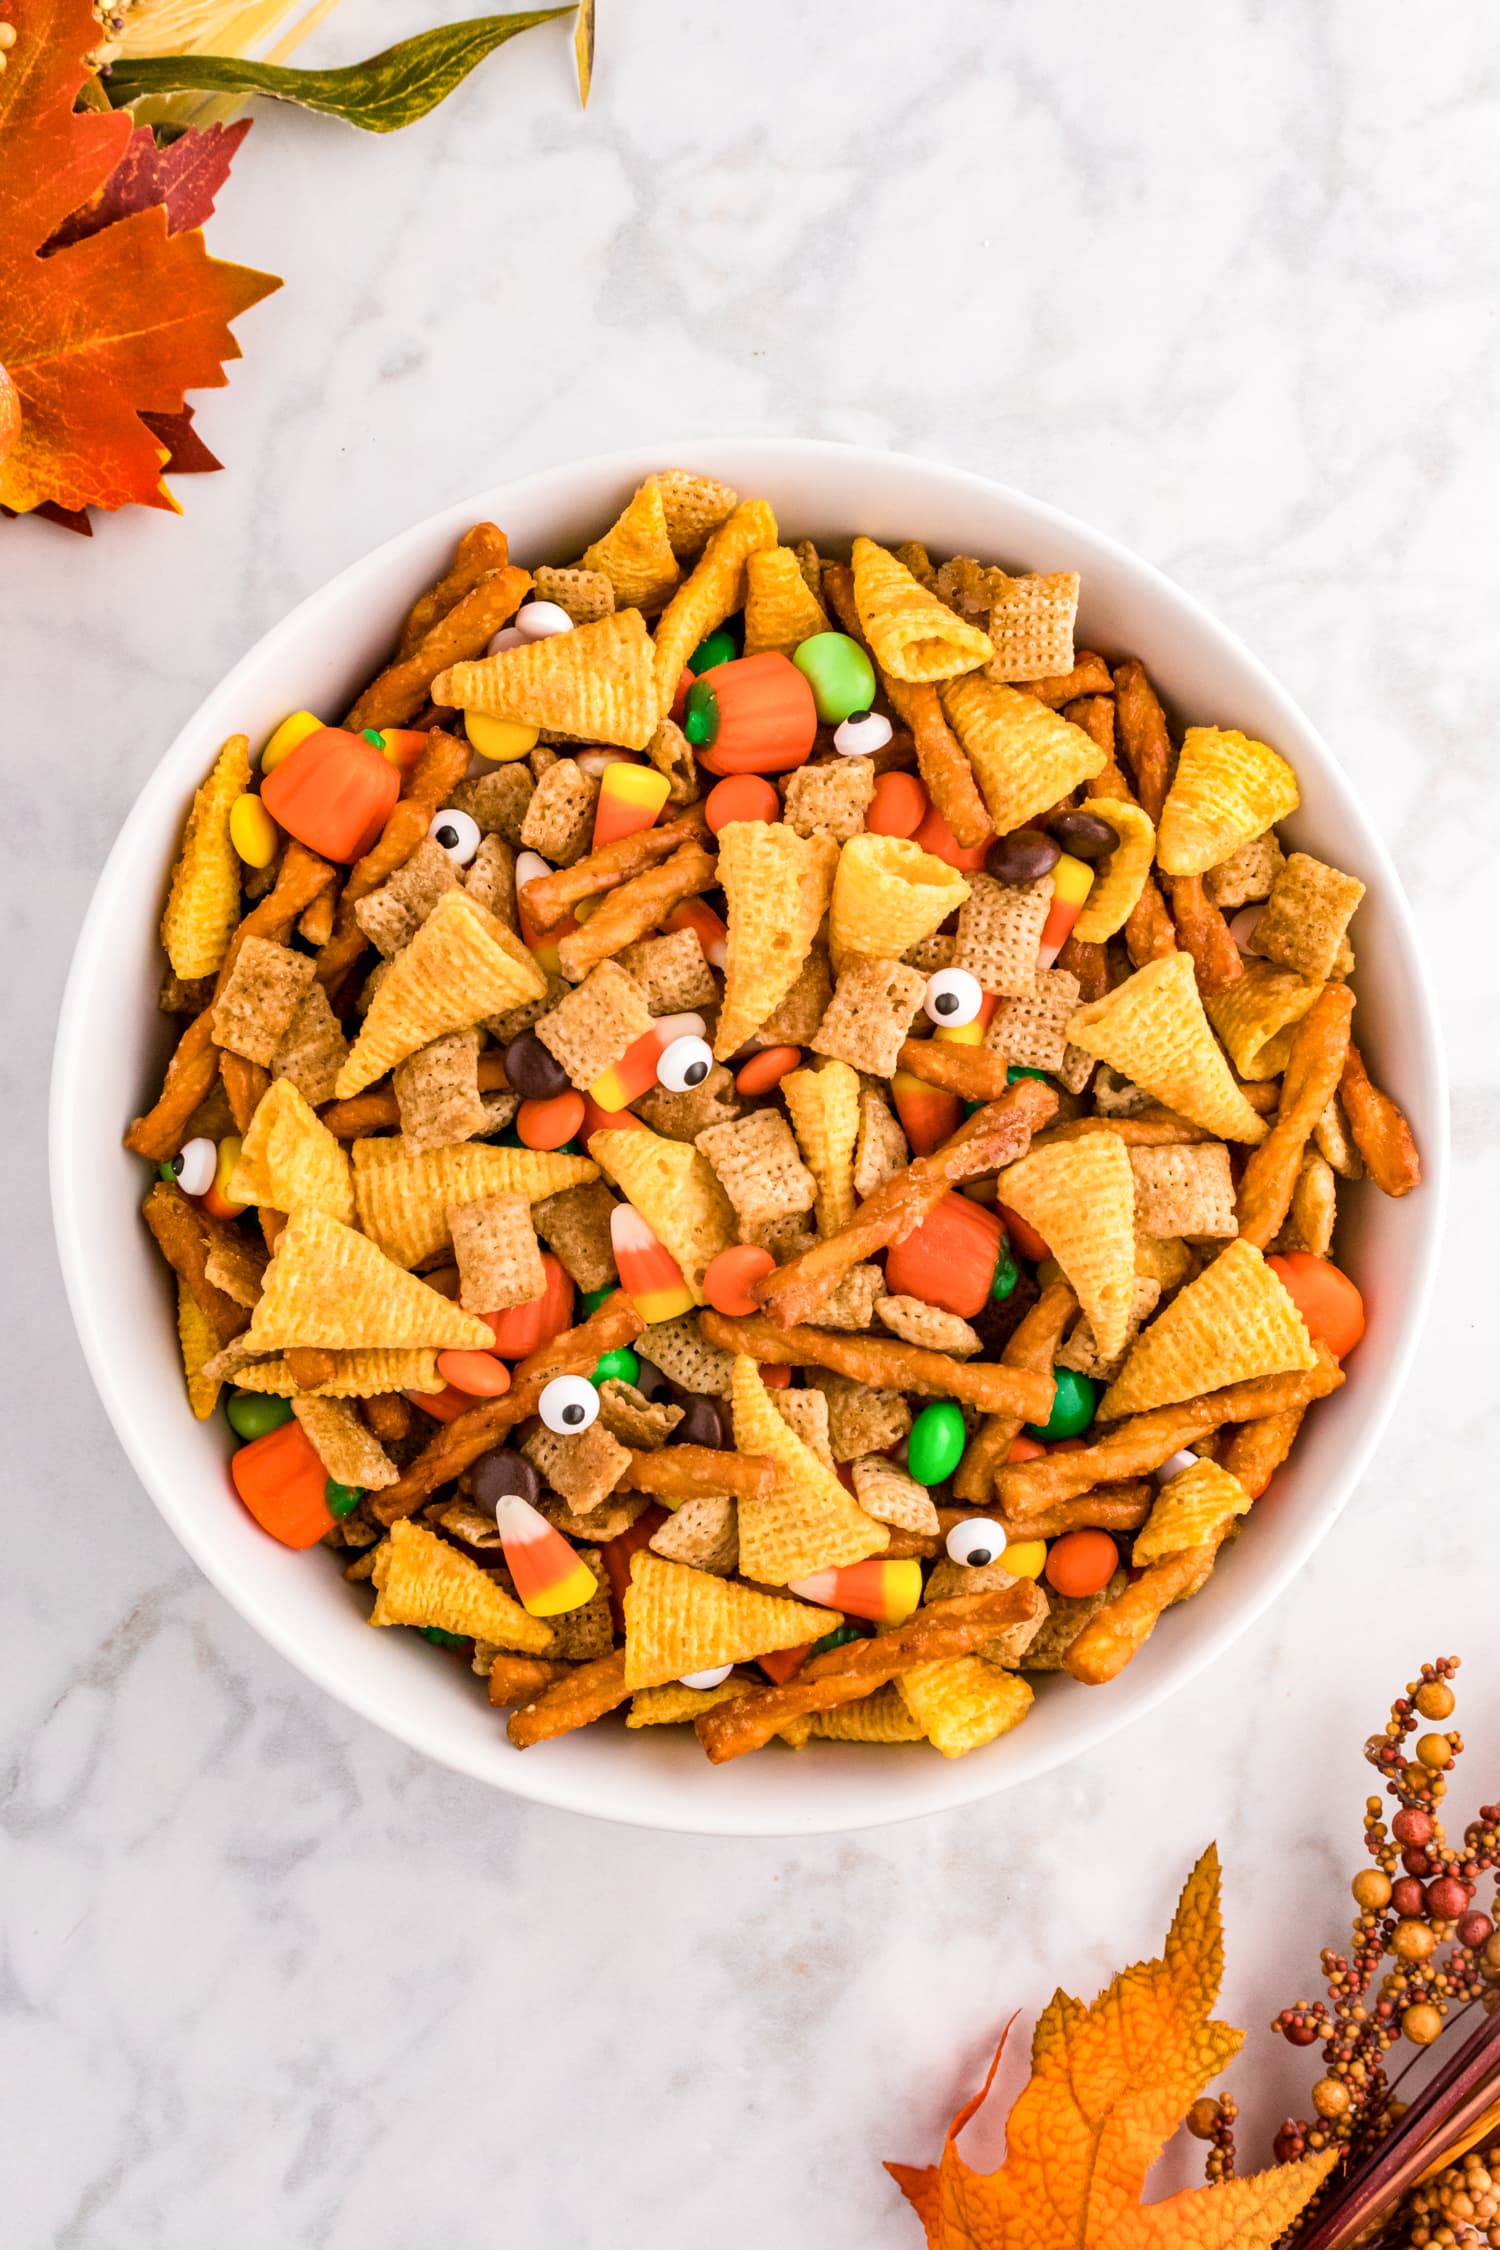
left=50, top=437, right=1448, bottom=1836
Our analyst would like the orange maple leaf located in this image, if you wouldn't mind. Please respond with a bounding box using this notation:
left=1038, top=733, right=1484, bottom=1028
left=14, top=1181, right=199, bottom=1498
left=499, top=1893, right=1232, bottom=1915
left=0, top=0, right=277, bottom=517
left=887, top=1847, right=1336, bottom=2250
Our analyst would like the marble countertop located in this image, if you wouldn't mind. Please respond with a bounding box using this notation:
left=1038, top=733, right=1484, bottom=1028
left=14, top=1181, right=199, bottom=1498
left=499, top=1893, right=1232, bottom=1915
left=6, top=3, right=1499, bottom=2241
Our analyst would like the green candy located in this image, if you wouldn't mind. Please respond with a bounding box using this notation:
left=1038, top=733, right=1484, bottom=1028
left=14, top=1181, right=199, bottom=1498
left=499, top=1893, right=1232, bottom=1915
left=907, top=1399, right=967, bottom=1486
left=688, top=626, right=738, bottom=674
left=991, top=1250, right=1020, bottom=1302
left=580, top=1284, right=618, bottom=1315
left=1026, top=1367, right=1098, bottom=1444
left=420, top=1627, right=468, bottom=1648
left=591, top=1347, right=640, bottom=1388
left=226, top=1392, right=294, bottom=1440
left=809, top=1622, right=866, bottom=1658
left=1008, top=1065, right=1049, bottom=1084
left=682, top=676, right=720, bottom=746
left=324, top=1480, right=364, bottom=1518
left=792, top=631, right=877, bottom=724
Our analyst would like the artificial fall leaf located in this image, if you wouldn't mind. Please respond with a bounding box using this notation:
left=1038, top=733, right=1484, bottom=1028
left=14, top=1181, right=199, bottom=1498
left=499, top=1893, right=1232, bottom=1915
left=0, top=0, right=277, bottom=518
left=887, top=1848, right=1336, bottom=2250
left=46, top=120, right=252, bottom=251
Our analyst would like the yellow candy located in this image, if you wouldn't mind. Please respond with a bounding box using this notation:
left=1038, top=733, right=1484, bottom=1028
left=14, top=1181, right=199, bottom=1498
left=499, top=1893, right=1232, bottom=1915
left=466, top=710, right=539, bottom=763
left=229, top=793, right=279, bottom=868
left=261, top=710, right=323, bottom=772
left=1002, top=1540, right=1047, bottom=1580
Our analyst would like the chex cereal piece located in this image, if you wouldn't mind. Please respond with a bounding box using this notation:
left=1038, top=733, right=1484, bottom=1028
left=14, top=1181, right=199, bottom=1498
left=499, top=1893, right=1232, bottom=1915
left=850, top=536, right=994, bottom=681
left=335, top=893, right=544, bottom=1098
left=160, top=735, right=249, bottom=980
left=927, top=1568, right=1048, bottom=1669
left=1253, top=851, right=1367, bottom=984
left=588, top=1124, right=735, bottom=1300
left=522, top=1420, right=631, bottom=1514
left=203, top=1234, right=267, bottom=1309
left=449, top=1190, right=544, bottom=1311
left=393, top=1028, right=489, bottom=1150
left=1100, top=1238, right=1316, bottom=1420
left=945, top=682, right=1105, bottom=838
left=782, top=757, right=874, bottom=842
left=247, top=1208, right=494, bottom=1352
left=1278, top=1149, right=1338, bottom=1257
left=652, top=499, right=778, bottom=706
left=1057, top=1043, right=1096, bottom=1096
left=877, top=1296, right=982, bottom=1357
left=814, top=1263, right=886, bottom=1330
left=541, top=1490, right=645, bottom=1543
left=463, top=833, right=517, bottom=927
left=1134, top=1458, right=1251, bottom=1565
left=644, top=716, right=698, bottom=807
left=176, top=1277, right=221, bottom=1419
left=1206, top=961, right=1323, bottom=1080
left=637, top=1064, right=742, bottom=1142
left=985, top=571, right=1080, bottom=683
left=535, top=960, right=653, bottom=1088
left=1130, top=1142, right=1237, bottom=1239
left=830, top=833, right=970, bottom=968
left=759, top=945, right=834, bottom=1046
left=370, top=1517, right=552, bottom=1652
left=803, top=1370, right=911, bottom=1461
left=654, top=468, right=739, bottom=556
left=435, top=610, right=661, bottom=752
left=616, top=927, right=718, bottom=1014
left=1314, top=1094, right=1365, bottom=1181
left=352, top=1139, right=596, bottom=1268
left=229, top=1348, right=445, bottom=1397
left=771, top=1385, right=834, bottom=1465
left=1055, top=1276, right=1161, bottom=1380
left=627, top=1679, right=751, bottom=1727
left=892, top=540, right=936, bottom=589
left=989, top=967, right=1079, bottom=1073
left=531, top=564, right=615, bottom=624
left=450, top=764, right=535, bottom=847
left=519, top=756, right=600, bottom=866
left=635, top=1312, right=735, bottom=1397
left=540, top=1550, right=614, bottom=1659
left=484, top=970, right=568, bottom=1047
left=1204, top=829, right=1286, bottom=910
left=1066, top=952, right=1269, bottom=1144
left=211, top=936, right=316, bottom=1067
left=812, top=956, right=929, bottom=1076
left=714, top=820, right=838, bottom=1057
left=754, top=1214, right=818, bottom=1264
left=271, top=983, right=349, bottom=1109
left=810, top=1686, right=927, bottom=1743
left=897, top=1659, right=1033, bottom=1758
left=1071, top=801, right=1157, bottom=943
left=932, top=555, right=1002, bottom=622
left=354, top=837, right=459, bottom=958
left=695, top=1110, right=818, bottom=1237
left=580, top=478, right=681, bottom=611
left=793, top=539, right=823, bottom=599
left=229, top=1078, right=354, bottom=1224
left=853, top=1086, right=909, bottom=1197
left=1000, top=1578, right=1122, bottom=1671
left=1157, top=727, right=1301, bottom=876
left=648, top=1491, right=738, bottom=1574
left=743, top=544, right=830, bottom=656
left=596, top=1378, right=682, bottom=1450
left=532, top=1179, right=619, bottom=1292
left=849, top=1453, right=941, bottom=1534
left=291, top=1395, right=397, bottom=1491
left=953, top=873, right=1052, bottom=997
left=902, top=933, right=956, bottom=974
left=624, top=1552, right=828, bottom=1690
left=1134, top=1232, right=1196, bottom=1292
left=997, top=1132, right=1136, bottom=1364
left=781, top=1060, right=860, bottom=1236
left=730, top=1357, right=888, bottom=1583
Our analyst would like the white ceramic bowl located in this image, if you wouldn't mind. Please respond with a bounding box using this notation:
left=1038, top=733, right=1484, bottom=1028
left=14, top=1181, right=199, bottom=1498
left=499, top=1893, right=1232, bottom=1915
left=51, top=440, right=1446, bottom=1836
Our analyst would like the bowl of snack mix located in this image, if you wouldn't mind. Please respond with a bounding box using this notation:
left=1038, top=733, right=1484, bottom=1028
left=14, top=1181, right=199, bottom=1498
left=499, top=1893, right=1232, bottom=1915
left=52, top=441, right=1445, bottom=1834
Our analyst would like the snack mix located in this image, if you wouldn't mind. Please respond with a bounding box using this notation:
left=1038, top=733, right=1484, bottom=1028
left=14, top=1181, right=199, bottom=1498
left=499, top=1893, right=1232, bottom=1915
left=128, top=474, right=1422, bottom=1764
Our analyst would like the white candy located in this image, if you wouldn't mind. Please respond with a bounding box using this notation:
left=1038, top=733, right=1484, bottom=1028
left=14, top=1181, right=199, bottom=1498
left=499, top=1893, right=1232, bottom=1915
left=174, top=1136, right=217, bottom=1197
left=833, top=710, right=893, bottom=756
left=516, top=601, right=575, bottom=642
left=679, top=1664, right=733, bottom=1691
left=1228, top=906, right=1267, bottom=956
left=1155, top=1450, right=1200, bottom=1483
left=945, top=1516, right=1007, bottom=1567
left=486, top=624, right=527, bottom=655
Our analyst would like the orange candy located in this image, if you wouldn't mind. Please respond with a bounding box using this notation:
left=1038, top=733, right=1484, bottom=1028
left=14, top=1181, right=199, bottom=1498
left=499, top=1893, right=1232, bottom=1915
left=435, top=1349, right=512, bottom=1398
left=1006, top=1434, right=1047, bottom=1463
left=703, top=1244, right=776, bottom=1316
left=577, top=1090, right=648, bottom=1142
left=1044, top=1528, right=1119, bottom=1598
left=230, top=1419, right=335, bottom=1549
left=995, top=1198, right=1050, bottom=1264
left=1266, top=1252, right=1366, bottom=1359
left=884, top=1190, right=1005, bottom=1317
left=734, top=1045, right=802, bottom=1096
left=915, top=801, right=991, bottom=871
left=686, top=652, right=818, bottom=776
left=760, top=1363, right=791, bottom=1389
left=484, top=1253, right=574, bottom=1359
left=517, top=1091, right=585, bottom=1150
left=706, top=773, right=780, bottom=832
left=408, top=1384, right=477, bottom=1422
left=867, top=770, right=928, bottom=838
left=259, top=726, right=400, bottom=864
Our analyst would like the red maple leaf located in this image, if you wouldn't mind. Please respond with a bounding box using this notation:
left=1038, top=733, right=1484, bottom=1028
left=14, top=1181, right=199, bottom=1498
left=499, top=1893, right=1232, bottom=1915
left=47, top=119, right=253, bottom=250
left=0, top=0, right=278, bottom=519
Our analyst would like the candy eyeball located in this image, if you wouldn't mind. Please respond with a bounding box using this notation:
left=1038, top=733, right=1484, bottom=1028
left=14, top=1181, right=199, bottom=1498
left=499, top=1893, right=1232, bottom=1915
left=538, top=1373, right=599, bottom=1434
left=486, top=624, right=527, bottom=655
left=923, top=966, right=984, bottom=1028
left=832, top=710, right=893, bottom=756
left=427, top=807, right=481, bottom=867
left=516, top=601, right=574, bottom=642
left=656, top=1034, right=713, bottom=1092
left=172, top=1136, right=217, bottom=1197
left=679, top=1664, right=733, bottom=1690
left=945, top=1516, right=1007, bottom=1568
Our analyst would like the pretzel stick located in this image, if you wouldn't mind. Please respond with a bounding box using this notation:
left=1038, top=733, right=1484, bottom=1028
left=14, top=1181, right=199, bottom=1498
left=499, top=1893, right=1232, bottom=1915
left=1064, top=692, right=1122, bottom=775
left=1125, top=875, right=1178, bottom=968
left=754, top=1077, right=1057, bottom=1329
left=824, top=563, right=991, bottom=846
left=319, top=1052, right=510, bottom=1139
left=1056, top=932, right=1109, bottom=1000
left=1000, top=1485, right=1155, bottom=1539
left=297, top=887, right=337, bottom=949
left=1168, top=873, right=1244, bottom=996
left=220, top=1049, right=268, bottom=1134
left=997, top=1346, right=1344, bottom=1516
left=1030, top=1109, right=1212, bottom=1149
left=508, top=1648, right=629, bottom=1746
left=694, top=1584, right=1045, bottom=1762
left=396, top=524, right=509, bottom=661
left=1339, top=1040, right=1421, bottom=1198
left=364, top=1393, right=412, bottom=1445
left=951, top=1277, right=1077, bottom=1504
left=621, top=1446, right=774, bottom=1502
left=1027, top=653, right=1114, bottom=709
left=699, top=1310, right=1056, bottom=1419
left=345, top=563, right=532, bottom=731
left=556, top=840, right=718, bottom=980
left=1219, top=1407, right=1306, bottom=1499
left=285, top=1347, right=338, bottom=1391
left=519, top=812, right=711, bottom=931
left=1063, top=1538, right=1222, bottom=1685
left=488, top=1652, right=575, bottom=1707
left=895, top=1037, right=1010, bottom=1102
left=314, top=730, right=471, bottom=994
left=142, top=1181, right=250, bottom=1345
left=1112, top=659, right=1171, bottom=822
left=371, top=1296, right=644, bottom=1523
left=1236, top=982, right=1355, bottom=1247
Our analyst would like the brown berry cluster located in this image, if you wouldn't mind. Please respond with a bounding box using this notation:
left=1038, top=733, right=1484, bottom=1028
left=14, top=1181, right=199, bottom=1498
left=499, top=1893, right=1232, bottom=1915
left=1401, top=2141, right=1500, bottom=2247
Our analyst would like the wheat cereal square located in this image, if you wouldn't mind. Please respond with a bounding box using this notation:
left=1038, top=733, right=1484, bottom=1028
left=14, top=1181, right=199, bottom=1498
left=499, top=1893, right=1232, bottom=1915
left=462, top=833, right=517, bottom=928
left=811, top=956, right=928, bottom=1076
left=535, top=960, right=652, bottom=1087
left=988, top=966, right=1079, bottom=1072
left=804, top=1371, right=912, bottom=1461
left=393, top=1029, right=488, bottom=1151
left=636, top=1065, right=742, bottom=1142
left=211, top=936, right=316, bottom=1066
left=815, top=1264, right=886, bottom=1331
left=522, top=1420, right=631, bottom=1513
left=953, top=873, right=1051, bottom=997
left=1254, top=852, right=1366, bottom=983
left=1204, top=829, right=1286, bottom=910
left=985, top=571, right=1080, bottom=683
left=596, top=1378, right=683, bottom=1450
left=758, top=945, right=833, bottom=1045
left=771, top=1386, right=834, bottom=1465
left=449, top=1189, right=546, bottom=1312
left=532, top=1179, right=619, bottom=1291
left=853, top=1086, right=909, bottom=1197
left=635, top=1313, right=735, bottom=1397
left=695, top=1111, right=817, bottom=1235
left=450, top=765, right=535, bottom=848
left=520, top=758, right=600, bottom=866
left=1130, top=1143, right=1238, bottom=1239
left=484, top=970, right=568, bottom=1046
left=616, top=927, right=718, bottom=1013
left=271, top=983, right=350, bottom=1108
left=782, top=758, right=875, bottom=842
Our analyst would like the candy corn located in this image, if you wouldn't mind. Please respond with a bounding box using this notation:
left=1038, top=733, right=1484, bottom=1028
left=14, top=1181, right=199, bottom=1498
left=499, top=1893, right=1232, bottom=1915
left=516, top=848, right=583, bottom=976
left=891, top=1068, right=963, bottom=1157
left=200, top=1133, right=247, bottom=1221
left=589, top=1011, right=707, bottom=1113
left=494, top=1492, right=598, bottom=1616
left=610, top=1203, right=695, bottom=1324
left=787, top=1558, right=924, bottom=1625
left=592, top=760, right=671, bottom=849
left=1036, top=851, right=1095, bottom=968
left=663, top=897, right=728, bottom=971
left=933, top=991, right=999, bottom=1049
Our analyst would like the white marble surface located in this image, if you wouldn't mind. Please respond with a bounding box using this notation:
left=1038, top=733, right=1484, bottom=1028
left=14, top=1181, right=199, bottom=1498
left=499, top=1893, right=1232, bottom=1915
left=6, top=3, right=1500, bottom=2241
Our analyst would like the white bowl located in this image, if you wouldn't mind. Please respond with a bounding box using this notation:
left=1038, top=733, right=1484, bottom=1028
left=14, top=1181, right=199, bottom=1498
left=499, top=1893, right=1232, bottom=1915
left=51, top=440, right=1447, bottom=1836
